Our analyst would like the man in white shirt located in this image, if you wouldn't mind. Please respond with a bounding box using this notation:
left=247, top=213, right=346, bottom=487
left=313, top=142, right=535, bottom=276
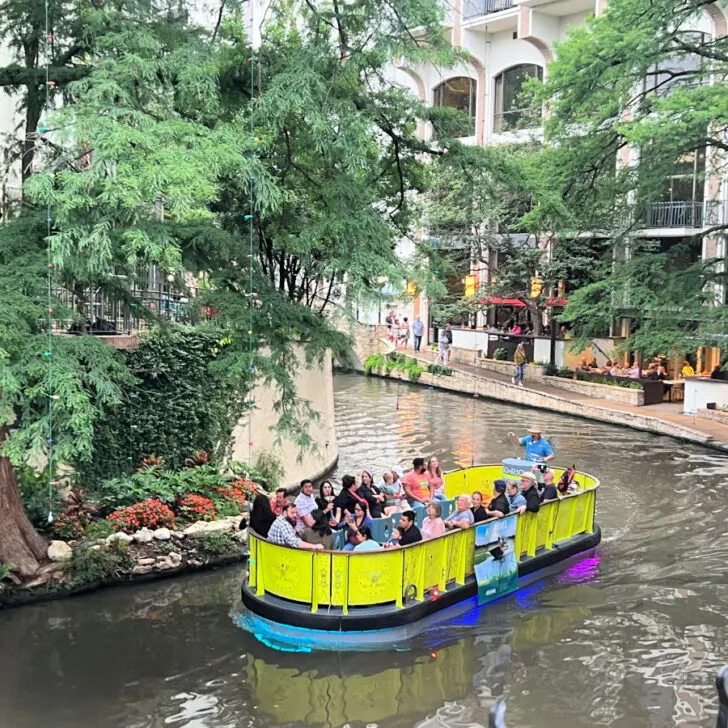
left=294, top=479, right=317, bottom=532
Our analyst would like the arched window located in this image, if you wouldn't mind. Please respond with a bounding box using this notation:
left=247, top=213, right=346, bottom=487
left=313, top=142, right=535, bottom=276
left=433, top=77, right=477, bottom=137
left=493, top=64, right=543, bottom=132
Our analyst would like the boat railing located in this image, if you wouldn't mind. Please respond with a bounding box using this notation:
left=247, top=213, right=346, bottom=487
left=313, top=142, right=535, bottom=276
left=247, top=469, right=599, bottom=614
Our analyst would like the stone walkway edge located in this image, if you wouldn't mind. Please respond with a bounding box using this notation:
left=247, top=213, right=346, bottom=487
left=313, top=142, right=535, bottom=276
left=361, top=346, right=728, bottom=452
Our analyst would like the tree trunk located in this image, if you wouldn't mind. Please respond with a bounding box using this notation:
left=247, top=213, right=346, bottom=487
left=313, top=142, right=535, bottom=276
left=0, top=427, right=48, bottom=576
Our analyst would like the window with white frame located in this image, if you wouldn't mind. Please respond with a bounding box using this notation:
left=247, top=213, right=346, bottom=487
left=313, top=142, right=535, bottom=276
left=433, top=77, right=477, bottom=137
left=493, top=64, right=543, bottom=132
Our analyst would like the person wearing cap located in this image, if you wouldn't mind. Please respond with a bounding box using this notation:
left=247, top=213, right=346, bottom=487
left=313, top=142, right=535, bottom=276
left=519, top=472, right=541, bottom=513
left=485, top=480, right=510, bottom=518
left=507, top=425, right=555, bottom=463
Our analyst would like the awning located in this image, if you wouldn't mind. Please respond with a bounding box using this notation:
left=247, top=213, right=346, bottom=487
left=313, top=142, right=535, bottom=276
left=546, top=296, right=568, bottom=307
left=476, top=297, right=526, bottom=307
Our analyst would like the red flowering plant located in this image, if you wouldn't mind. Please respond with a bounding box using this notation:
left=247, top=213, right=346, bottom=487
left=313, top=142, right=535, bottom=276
left=178, top=494, right=216, bottom=522
left=54, top=511, right=86, bottom=540
left=106, top=499, right=176, bottom=534
left=216, top=478, right=259, bottom=510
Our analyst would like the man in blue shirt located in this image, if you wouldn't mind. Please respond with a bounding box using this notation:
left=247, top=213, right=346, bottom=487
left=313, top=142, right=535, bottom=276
left=507, top=425, right=555, bottom=463
left=506, top=481, right=527, bottom=513
left=412, top=316, right=425, bottom=352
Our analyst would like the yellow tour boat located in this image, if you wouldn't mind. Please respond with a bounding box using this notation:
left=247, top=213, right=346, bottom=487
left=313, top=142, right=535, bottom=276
left=237, top=463, right=600, bottom=650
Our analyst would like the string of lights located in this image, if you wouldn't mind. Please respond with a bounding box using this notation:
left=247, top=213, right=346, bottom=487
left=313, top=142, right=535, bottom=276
left=42, top=0, right=57, bottom=523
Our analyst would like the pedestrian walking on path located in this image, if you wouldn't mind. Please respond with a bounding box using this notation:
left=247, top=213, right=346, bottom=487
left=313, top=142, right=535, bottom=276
left=512, top=341, right=527, bottom=387
left=412, top=316, right=424, bottom=352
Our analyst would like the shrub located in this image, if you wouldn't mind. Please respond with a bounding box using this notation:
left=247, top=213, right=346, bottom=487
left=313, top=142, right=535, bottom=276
left=427, top=364, right=453, bottom=376
left=0, top=563, right=12, bottom=581
left=493, top=348, right=509, bottom=361
left=364, top=353, right=384, bottom=375
left=95, top=464, right=228, bottom=512
left=179, top=494, right=217, bottom=522
left=106, top=499, right=176, bottom=533
left=83, top=520, right=115, bottom=540
left=199, top=532, right=237, bottom=556
left=217, top=478, right=256, bottom=511
left=54, top=512, right=87, bottom=540
left=68, top=541, right=135, bottom=586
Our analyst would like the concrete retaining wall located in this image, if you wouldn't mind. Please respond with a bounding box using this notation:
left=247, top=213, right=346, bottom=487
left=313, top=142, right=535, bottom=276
left=479, top=358, right=547, bottom=380
left=231, top=352, right=338, bottom=487
left=544, top=376, right=644, bottom=406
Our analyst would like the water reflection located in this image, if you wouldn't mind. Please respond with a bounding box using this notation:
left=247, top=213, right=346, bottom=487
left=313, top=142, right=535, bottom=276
left=1, top=373, right=728, bottom=728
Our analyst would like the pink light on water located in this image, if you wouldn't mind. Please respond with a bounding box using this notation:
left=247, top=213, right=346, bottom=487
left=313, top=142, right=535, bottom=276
left=556, top=555, right=601, bottom=585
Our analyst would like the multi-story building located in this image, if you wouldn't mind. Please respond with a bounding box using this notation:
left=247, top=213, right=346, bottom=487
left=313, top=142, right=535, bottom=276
left=388, top=0, right=728, bottom=363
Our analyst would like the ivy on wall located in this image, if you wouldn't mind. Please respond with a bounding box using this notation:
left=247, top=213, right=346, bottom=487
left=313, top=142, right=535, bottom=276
left=78, top=326, right=246, bottom=487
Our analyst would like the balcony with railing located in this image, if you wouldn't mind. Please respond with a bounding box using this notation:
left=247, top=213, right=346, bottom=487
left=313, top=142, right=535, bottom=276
left=463, top=0, right=515, bottom=20
left=641, top=200, right=727, bottom=231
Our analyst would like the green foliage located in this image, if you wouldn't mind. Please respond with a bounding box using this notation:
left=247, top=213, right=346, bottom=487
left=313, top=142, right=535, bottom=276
left=198, top=532, right=237, bottom=557
left=364, top=354, right=385, bottom=375
left=16, top=465, right=61, bottom=531
left=426, top=364, right=453, bottom=376
left=493, top=348, right=509, bottom=361
left=82, top=520, right=114, bottom=540
left=247, top=452, right=283, bottom=494
left=0, top=563, right=12, bottom=581
left=367, top=352, right=426, bottom=381
left=536, top=0, right=728, bottom=354
left=0, top=214, right=133, bottom=468
left=67, top=541, right=135, bottom=586
left=95, top=464, right=227, bottom=512
left=80, top=327, right=246, bottom=486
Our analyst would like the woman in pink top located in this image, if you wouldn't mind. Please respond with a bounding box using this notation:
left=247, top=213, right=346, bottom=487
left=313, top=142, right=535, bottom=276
left=427, top=456, right=447, bottom=501
left=421, top=502, right=446, bottom=540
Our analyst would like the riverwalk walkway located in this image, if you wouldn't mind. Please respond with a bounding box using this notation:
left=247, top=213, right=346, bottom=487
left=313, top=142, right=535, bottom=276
left=387, top=346, right=728, bottom=452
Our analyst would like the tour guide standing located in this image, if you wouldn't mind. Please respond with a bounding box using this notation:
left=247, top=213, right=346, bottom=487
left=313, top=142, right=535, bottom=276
left=507, top=425, right=555, bottom=463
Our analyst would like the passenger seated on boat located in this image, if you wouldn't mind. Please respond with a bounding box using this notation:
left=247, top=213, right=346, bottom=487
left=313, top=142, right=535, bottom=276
left=250, top=493, right=276, bottom=538
left=294, top=479, right=317, bottom=532
left=301, top=509, right=334, bottom=550
left=271, top=488, right=289, bottom=516
left=333, top=474, right=368, bottom=524
left=268, top=504, right=325, bottom=551
left=444, top=495, right=475, bottom=530
left=316, top=481, right=336, bottom=523
left=352, top=525, right=382, bottom=552
left=485, top=480, right=510, bottom=518
left=471, top=491, right=488, bottom=523
left=393, top=510, right=422, bottom=546
left=539, top=470, right=559, bottom=503
left=426, top=456, right=448, bottom=501
left=359, top=469, right=386, bottom=518
left=519, top=472, right=541, bottom=513
left=506, top=480, right=527, bottom=513
left=403, top=458, right=433, bottom=508
left=386, top=527, right=401, bottom=546
left=341, top=501, right=375, bottom=551
left=378, top=470, right=407, bottom=511
left=421, top=502, right=446, bottom=540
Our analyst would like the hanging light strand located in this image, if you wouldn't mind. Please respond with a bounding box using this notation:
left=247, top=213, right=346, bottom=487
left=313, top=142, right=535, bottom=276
left=247, top=3, right=256, bottom=465
left=43, top=0, right=56, bottom=523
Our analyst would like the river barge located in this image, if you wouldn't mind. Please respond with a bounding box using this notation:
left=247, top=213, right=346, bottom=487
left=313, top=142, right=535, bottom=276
left=239, top=463, right=601, bottom=649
